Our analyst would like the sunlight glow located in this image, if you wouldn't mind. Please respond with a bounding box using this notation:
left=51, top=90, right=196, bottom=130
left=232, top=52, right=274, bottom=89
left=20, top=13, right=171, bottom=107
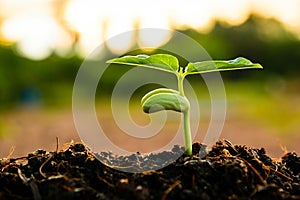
left=105, top=18, right=136, bottom=54
left=137, top=0, right=172, bottom=48
left=169, top=0, right=214, bottom=32
left=214, top=0, right=251, bottom=26
left=0, top=0, right=300, bottom=59
left=75, top=30, right=104, bottom=58
left=2, top=14, right=71, bottom=60
left=252, top=0, right=300, bottom=32
left=103, top=1, right=137, bottom=54
left=64, top=0, right=106, bottom=56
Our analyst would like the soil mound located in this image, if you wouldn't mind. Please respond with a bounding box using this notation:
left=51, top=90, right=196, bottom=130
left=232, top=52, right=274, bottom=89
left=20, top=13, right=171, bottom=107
left=1, top=140, right=299, bottom=199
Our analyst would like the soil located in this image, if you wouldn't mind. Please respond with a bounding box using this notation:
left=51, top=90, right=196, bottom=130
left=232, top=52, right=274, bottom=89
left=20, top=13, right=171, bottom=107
left=0, top=140, right=299, bottom=200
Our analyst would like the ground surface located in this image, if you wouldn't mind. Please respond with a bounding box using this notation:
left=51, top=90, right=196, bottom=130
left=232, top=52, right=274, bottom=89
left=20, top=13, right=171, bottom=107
left=0, top=140, right=299, bottom=200
left=0, top=108, right=299, bottom=158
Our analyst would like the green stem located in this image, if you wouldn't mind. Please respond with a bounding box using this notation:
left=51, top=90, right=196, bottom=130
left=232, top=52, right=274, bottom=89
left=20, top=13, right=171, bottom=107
left=183, top=110, right=192, bottom=155
left=177, top=72, right=192, bottom=155
left=178, top=73, right=185, bottom=96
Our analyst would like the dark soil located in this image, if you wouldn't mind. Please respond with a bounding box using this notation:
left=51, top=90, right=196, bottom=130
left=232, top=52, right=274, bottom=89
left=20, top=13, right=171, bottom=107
left=0, top=140, right=299, bottom=200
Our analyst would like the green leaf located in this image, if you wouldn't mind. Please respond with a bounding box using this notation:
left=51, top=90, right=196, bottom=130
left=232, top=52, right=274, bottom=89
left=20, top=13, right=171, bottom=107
left=142, top=92, right=190, bottom=113
left=186, top=57, right=263, bottom=75
left=141, top=88, right=179, bottom=105
left=107, top=54, right=179, bottom=74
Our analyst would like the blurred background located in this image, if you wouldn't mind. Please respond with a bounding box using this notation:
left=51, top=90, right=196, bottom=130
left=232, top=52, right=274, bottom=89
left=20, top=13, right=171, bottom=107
left=0, top=0, right=299, bottom=158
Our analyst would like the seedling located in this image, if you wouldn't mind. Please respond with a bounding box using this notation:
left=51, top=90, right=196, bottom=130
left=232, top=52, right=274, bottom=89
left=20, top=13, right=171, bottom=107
left=107, top=54, right=262, bottom=155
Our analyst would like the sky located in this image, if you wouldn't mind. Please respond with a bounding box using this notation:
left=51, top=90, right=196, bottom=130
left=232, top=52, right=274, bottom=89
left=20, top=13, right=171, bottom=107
left=0, top=0, right=300, bottom=60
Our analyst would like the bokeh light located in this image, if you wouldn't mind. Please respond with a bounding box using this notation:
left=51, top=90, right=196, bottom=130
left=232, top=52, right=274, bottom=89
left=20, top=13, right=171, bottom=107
left=0, top=0, right=300, bottom=59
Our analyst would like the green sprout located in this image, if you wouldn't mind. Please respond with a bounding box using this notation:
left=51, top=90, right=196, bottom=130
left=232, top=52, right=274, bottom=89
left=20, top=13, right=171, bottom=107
left=107, top=54, right=262, bottom=155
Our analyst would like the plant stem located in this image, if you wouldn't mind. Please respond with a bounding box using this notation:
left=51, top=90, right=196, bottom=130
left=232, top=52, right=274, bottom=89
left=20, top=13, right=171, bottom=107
left=183, top=110, right=192, bottom=155
left=178, top=73, right=185, bottom=96
left=177, top=72, right=192, bottom=155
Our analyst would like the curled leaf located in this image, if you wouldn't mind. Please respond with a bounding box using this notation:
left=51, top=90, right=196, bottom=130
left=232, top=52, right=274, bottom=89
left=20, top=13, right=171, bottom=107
left=141, top=88, right=179, bottom=105
left=142, top=92, right=190, bottom=113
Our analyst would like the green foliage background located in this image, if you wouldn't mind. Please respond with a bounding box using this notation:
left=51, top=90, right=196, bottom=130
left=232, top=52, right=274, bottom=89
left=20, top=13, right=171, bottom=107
left=0, top=16, right=299, bottom=109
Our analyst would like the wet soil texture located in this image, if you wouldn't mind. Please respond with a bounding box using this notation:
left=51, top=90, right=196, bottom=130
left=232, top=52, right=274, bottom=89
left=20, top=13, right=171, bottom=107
left=0, top=140, right=299, bottom=200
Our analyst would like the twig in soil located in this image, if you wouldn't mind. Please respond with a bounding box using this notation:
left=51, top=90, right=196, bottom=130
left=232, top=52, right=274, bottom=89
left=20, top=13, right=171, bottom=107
left=1, top=146, right=27, bottom=169
left=39, top=153, right=54, bottom=178
left=17, top=167, right=28, bottom=183
left=101, top=162, right=137, bottom=170
left=7, top=146, right=15, bottom=159
left=254, top=156, right=293, bottom=182
left=56, top=137, right=59, bottom=153
left=280, top=143, right=288, bottom=155
left=61, top=140, right=74, bottom=151
left=224, top=140, right=238, bottom=154
left=97, top=174, right=114, bottom=188
left=17, top=168, right=41, bottom=200
left=0, top=146, right=15, bottom=166
left=269, top=167, right=293, bottom=181
left=241, top=158, right=266, bottom=185
left=161, top=180, right=181, bottom=200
